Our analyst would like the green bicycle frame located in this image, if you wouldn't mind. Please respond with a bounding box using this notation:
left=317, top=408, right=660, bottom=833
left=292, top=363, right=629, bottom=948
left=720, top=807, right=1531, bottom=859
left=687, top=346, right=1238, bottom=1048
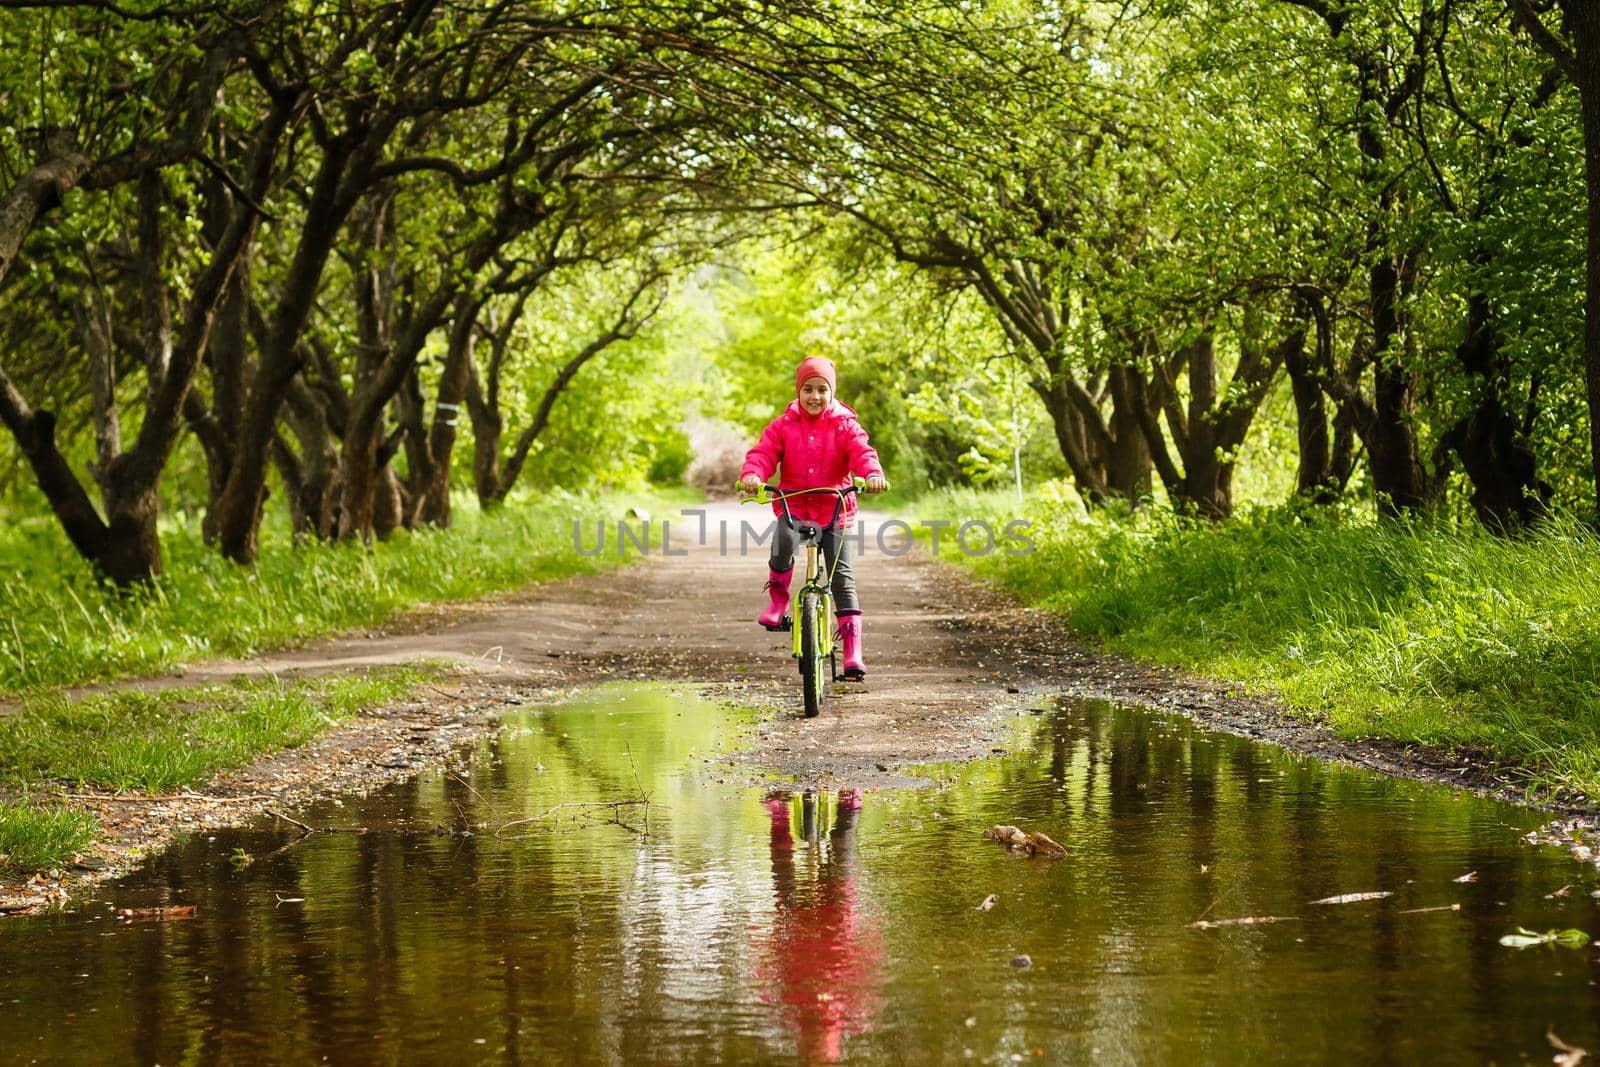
left=791, top=541, right=835, bottom=660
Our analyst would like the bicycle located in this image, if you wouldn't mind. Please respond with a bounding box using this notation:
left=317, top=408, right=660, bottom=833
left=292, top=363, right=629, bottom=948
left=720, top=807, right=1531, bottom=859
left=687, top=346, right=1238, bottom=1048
left=739, top=482, right=859, bottom=718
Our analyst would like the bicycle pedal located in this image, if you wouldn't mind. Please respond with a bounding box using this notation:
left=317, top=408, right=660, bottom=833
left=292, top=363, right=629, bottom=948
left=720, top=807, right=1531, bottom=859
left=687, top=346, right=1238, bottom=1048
left=762, top=615, right=793, bottom=633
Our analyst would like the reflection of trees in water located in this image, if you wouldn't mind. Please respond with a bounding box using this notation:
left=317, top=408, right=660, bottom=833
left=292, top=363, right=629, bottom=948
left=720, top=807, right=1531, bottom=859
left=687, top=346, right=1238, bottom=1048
left=8, top=692, right=1593, bottom=1063
left=974, top=696, right=1574, bottom=1059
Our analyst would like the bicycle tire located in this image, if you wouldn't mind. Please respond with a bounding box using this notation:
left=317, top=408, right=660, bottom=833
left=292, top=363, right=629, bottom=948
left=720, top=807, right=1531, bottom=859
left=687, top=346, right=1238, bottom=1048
left=800, top=592, right=823, bottom=718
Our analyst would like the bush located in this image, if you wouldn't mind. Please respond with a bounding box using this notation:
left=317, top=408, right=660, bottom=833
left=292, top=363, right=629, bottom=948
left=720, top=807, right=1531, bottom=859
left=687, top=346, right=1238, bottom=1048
left=917, top=485, right=1600, bottom=797
left=684, top=417, right=751, bottom=496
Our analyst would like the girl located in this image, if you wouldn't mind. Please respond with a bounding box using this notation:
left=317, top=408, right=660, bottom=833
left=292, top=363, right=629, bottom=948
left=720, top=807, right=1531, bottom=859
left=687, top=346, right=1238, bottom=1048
left=737, top=355, right=889, bottom=680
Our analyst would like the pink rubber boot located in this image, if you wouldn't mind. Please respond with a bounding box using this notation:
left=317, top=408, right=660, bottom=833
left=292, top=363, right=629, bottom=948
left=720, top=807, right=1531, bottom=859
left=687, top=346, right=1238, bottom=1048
left=757, top=567, right=792, bottom=629
left=838, top=615, right=865, bottom=680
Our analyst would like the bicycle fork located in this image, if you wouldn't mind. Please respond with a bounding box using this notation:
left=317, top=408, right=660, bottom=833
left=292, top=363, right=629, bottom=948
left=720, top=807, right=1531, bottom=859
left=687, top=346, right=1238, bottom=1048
left=790, top=543, right=835, bottom=663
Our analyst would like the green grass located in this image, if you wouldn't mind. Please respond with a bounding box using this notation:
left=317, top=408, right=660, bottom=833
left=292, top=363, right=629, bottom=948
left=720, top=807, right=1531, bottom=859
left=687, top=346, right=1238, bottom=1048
left=0, top=669, right=425, bottom=793
left=917, top=485, right=1600, bottom=800
left=0, top=668, right=426, bottom=874
left=0, top=802, right=97, bottom=874
left=0, top=487, right=690, bottom=695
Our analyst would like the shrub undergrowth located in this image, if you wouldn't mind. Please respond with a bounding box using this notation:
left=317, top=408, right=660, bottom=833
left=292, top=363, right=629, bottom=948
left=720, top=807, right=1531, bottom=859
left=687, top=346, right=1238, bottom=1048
left=919, top=485, right=1600, bottom=799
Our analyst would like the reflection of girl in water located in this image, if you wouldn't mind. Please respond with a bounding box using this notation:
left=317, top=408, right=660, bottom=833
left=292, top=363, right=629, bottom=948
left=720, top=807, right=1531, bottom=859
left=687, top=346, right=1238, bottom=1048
left=754, top=789, right=885, bottom=1064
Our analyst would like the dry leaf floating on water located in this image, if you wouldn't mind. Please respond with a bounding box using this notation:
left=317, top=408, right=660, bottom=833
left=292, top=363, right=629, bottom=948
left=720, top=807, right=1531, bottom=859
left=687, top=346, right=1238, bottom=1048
left=116, top=905, right=196, bottom=922
left=1549, top=1028, right=1587, bottom=1067
left=982, top=825, right=1067, bottom=859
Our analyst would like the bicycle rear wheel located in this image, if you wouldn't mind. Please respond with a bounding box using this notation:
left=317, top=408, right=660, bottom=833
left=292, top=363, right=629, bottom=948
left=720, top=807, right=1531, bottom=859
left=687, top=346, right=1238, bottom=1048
left=800, top=591, right=824, bottom=718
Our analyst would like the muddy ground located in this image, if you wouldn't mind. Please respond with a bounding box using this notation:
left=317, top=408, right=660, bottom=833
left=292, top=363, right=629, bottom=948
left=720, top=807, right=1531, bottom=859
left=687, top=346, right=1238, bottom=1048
left=2, top=502, right=1589, bottom=913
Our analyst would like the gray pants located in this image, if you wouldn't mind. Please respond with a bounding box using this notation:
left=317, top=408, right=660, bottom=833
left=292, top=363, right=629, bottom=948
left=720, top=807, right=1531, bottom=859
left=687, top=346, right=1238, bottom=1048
left=769, top=520, right=861, bottom=616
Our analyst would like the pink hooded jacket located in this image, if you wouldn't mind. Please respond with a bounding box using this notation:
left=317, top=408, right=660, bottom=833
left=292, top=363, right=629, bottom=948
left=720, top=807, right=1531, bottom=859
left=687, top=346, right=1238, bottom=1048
left=740, top=400, right=884, bottom=530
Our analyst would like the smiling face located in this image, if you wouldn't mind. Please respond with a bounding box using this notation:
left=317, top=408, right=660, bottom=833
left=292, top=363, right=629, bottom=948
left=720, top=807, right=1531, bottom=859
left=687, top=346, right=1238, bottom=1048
left=798, top=375, right=832, bottom=415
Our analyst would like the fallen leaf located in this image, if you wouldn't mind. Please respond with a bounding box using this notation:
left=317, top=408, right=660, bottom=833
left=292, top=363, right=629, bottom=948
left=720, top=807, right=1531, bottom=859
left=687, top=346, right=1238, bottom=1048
left=1547, top=885, right=1573, bottom=899
left=1021, top=831, right=1067, bottom=859
left=1499, top=926, right=1591, bottom=949
left=1188, top=916, right=1298, bottom=929
left=116, top=905, right=196, bottom=922
left=983, top=825, right=1066, bottom=859
left=1549, top=1027, right=1587, bottom=1067
left=976, top=894, right=998, bottom=912
left=1311, top=892, right=1393, bottom=905
left=1453, top=871, right=1478, bottom=883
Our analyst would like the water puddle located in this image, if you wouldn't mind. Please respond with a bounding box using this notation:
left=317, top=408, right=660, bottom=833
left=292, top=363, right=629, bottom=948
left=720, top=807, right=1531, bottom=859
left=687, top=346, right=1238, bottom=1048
left=2, top=684, right=1598, bottom=1063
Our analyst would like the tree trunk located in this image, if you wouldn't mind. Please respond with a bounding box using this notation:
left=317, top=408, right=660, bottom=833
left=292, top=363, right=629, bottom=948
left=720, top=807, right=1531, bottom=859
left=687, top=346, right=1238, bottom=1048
left=413, top=297, right=482, bottom=526
left=335, top=388, right=385, bottom=544
left=1105, top=366, right=1154, bottom=500
left=197, top=245, right=253, bottom=545
left=0, top=394, right=109, bottom=563
left=1030, top=376, right=1107, bottom=506
left=1131, top=332, right=1286, bottom=522
left=1365, top=252, right=1429, bottom=514
left=214, top=137, right=358, bottom=563
left=465, top=364, right=506, bottom=508
left=1287, top=359, right=1333, bottom=500
left=99, top=476, right=164, bottom=585
left=0, top=148, right=91, bottom=287
left=1287, top=297, right=1336, bottom=501
left=372, top=461, right=406, bottom=538
left=276, top=376, right=343, bottom=539
left=1580, top=32, right=1600, bottom=524
left=1439, top=292, right=1551, bottom=530
left=1442, top=397, right=1551, bottom=532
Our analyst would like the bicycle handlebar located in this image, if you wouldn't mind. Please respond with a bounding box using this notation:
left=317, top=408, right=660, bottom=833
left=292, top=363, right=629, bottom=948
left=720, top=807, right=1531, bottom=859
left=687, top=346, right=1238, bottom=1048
left=737, top=482, right=861, bottom=531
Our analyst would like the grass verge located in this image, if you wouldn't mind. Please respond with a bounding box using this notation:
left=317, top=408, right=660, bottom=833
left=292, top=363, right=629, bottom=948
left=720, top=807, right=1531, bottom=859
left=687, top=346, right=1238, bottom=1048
left=917, top=485, right=1600, bottom=800
left=0, top=667, right=427, bottom=875
left=0, top=802, right=97, bottom=874
left=0, top=487, right=694, bottom=695
left=0, top=669, right=425, bottom=793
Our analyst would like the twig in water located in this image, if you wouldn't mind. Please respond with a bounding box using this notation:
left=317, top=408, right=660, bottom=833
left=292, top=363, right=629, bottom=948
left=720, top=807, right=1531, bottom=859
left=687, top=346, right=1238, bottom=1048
left=624, top=743, right=652, bottom=837
left=447, top=771, right=495, bottom=818
left=495, top=798, right=651, bottom=838
left=267, top=810, right=317, bottom=834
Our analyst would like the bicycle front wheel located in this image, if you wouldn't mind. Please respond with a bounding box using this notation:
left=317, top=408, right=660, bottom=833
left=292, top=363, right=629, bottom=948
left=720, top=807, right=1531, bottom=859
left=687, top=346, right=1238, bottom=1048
left=800, top=591, right=824, bottom=718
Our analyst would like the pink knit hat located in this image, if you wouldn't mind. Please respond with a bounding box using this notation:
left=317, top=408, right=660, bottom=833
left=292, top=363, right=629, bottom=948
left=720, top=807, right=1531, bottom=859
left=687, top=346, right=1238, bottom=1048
left=795, top=355, right=837, bottom=396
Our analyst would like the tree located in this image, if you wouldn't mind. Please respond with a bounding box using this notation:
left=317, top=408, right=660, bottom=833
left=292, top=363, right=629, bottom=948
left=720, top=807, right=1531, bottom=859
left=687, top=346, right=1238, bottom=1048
left=0, top=6, right=289, bottom=583
left=1505, top=0, right=1600, bottom=522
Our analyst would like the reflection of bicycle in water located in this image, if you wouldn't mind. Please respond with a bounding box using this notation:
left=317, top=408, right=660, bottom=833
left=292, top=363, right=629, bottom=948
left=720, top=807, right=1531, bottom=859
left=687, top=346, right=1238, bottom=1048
left=755, top=789, right=884, bottom=1064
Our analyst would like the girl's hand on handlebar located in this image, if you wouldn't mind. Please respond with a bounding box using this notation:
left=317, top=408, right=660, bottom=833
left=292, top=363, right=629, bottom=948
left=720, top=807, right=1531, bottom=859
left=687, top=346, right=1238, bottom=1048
left=864, top=475, right=889, bottom=494
left=735, top=476, right=763, bottom=495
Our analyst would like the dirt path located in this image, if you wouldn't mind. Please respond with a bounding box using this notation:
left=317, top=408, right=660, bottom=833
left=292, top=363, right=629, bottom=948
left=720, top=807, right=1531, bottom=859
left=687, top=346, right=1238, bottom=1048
left=2, top=501, right=1573, bottom=911
left=171, top=501, right=1541, bottom=796
left=176, top=502, right=1068, bottom=779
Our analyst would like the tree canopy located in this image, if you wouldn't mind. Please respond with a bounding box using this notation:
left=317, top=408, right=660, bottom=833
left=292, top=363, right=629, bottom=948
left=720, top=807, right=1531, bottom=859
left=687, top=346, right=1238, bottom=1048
left=0, top=0, right=1594, bottom=585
